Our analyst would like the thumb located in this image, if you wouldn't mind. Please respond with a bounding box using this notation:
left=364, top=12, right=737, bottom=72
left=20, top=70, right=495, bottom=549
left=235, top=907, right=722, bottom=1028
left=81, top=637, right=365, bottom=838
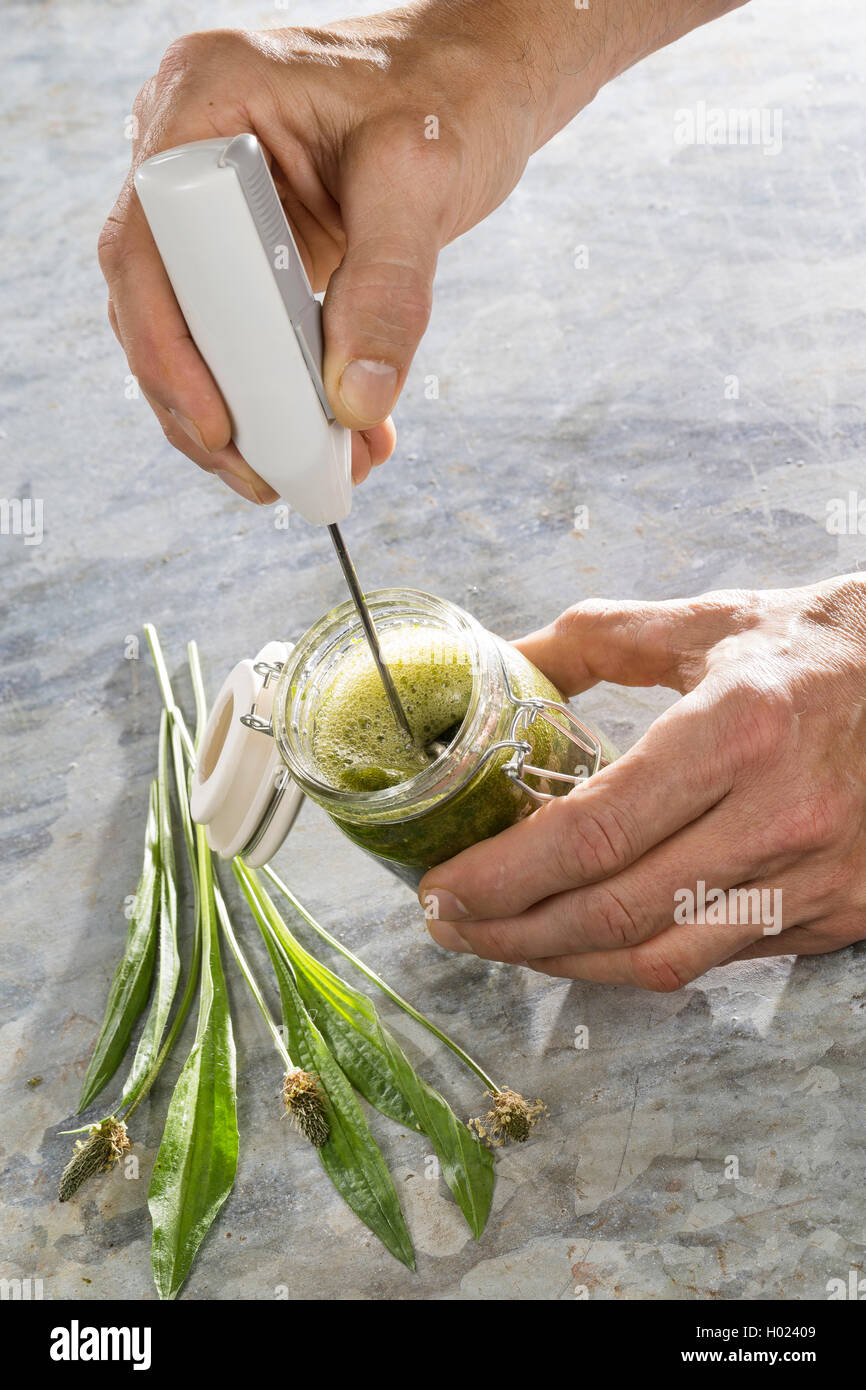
left=513, top=593, right=750, bottom=696
left=322, top=125, right=450, bottom=429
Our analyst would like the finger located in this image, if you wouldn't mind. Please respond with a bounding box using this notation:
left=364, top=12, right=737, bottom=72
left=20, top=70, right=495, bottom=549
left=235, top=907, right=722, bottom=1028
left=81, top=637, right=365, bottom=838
left=513, top=591, right=757, bottom=697
left=322, top=119, right=453, bottom=429
left=106, top=177, right=396, bottom=496
left=99, top=181, right=234, bottom=455
left=727, top=912, right=865, bottom=961
left=525, top=917, right=767, bottom=991
left=429, top=806, right=798, bottom=965
left=142, top=391, right=278, bottom=504
left=146, top=384, right=387, bottom=499
left=418, top=685, right=742, bottom=923
left=427, top=921, right=473, bottom=954
left=350, top=418, right=396, bottom=485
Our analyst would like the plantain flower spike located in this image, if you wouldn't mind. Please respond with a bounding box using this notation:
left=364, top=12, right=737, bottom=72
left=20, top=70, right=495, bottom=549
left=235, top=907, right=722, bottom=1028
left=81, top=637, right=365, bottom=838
left=469, top=1088, right=547, bottom=1146
left=282, top=1070, right=329, bottom=1148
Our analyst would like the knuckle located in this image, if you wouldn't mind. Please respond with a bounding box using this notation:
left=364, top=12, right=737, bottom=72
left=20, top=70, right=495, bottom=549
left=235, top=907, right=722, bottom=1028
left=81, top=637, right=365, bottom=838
left=553, top=599, right=684, bottom=684
left=584, top=884, right=642, bottom=948
left=554, top=797, right=640, bottom=883
left=773, top=788, right=853, bottom=855
left=131, top=76, right=157, bottom=123
left=157, top=29, right=227, bottom=77
left=159, top=33, right=197, bottom=70
left=474, top=922, right=525, bottom=964
left=695, top=586, right=762, bottom=624
left=630, top=944, right=688, bottom=993
left=341, top=246, right=433, bottom=352
left=742, top=697, right=795, bottom=765
left=712, top=680, right=795, bottom=773
left=357, top=295, right=431, bottom=353
left=553, top=599, right=623, bottom=645
left=152, top=28, right=248, bottom=98
left=97, top=217, right=126, bottom=278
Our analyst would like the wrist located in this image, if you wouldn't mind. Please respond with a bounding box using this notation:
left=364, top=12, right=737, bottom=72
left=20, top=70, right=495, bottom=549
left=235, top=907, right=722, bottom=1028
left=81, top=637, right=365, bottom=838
left=408, top=0, right=601, bottom=150
left=412, top=0, right=749, bottom=150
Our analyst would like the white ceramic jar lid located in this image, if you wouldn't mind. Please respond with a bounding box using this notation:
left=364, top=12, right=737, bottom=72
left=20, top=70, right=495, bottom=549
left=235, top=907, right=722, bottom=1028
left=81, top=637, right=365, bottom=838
left=190, top=640, right=303, bottom=868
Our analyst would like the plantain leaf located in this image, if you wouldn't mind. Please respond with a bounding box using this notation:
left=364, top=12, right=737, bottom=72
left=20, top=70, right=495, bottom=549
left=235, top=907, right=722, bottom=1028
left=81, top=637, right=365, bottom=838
left=240, top=864, right=494, bottom=1240
left=295, top=954, right=494, bottom=1238
left=371, top=1022, right=494, bottom=1239
left=148, top=825, right=238, bottom=1300
left=78, top=781, right=160, bottom=1112
left=118, top=713, right=181, bottom=1109
left=293, top=967, right=417, bottom=1129
left=254, top=902, right=415, bottom=1269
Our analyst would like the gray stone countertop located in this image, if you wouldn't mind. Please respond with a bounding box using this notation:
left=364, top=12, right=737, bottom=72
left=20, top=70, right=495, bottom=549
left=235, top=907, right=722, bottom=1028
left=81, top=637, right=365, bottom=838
left=2, top=0, right=865, bottom=1300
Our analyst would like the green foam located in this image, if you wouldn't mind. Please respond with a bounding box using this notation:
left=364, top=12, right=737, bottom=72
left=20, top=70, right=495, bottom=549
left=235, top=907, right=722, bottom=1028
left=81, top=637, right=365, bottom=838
left=311, top=624, right=474, bottom=791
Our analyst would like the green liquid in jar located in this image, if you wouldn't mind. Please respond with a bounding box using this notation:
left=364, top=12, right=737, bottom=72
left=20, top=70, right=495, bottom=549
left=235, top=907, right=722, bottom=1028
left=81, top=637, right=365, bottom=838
left=312, top=626, right=474, bottom=791
left=310, top=623, right=596, bottom=880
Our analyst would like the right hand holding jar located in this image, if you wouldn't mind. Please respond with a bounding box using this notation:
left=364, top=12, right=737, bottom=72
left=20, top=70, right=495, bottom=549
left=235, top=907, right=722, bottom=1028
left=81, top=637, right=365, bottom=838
left=421, top=579, right=866, bottom=991
left=275, top=589, right=616, bottom=888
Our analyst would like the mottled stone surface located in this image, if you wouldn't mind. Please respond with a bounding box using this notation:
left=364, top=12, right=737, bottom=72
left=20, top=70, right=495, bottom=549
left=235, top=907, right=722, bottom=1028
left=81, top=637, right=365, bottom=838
left=2, top=0, right=865, bottom=1301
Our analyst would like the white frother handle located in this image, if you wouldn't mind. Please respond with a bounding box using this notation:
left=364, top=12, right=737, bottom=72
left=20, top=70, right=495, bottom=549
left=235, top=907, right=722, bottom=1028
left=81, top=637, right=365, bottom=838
left=134, top=136, right=351, bottom=526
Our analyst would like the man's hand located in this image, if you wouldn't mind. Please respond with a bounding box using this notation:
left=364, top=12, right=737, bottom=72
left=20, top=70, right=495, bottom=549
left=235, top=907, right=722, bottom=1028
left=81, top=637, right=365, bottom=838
left=420, top=576, right=866, bottom=989
left=98, top=10, right=549, bottom=501
left=99, top=1, right=746, bottom=502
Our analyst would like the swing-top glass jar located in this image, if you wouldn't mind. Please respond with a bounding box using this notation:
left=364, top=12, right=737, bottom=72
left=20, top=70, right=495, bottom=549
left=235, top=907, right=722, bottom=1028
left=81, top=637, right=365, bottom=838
left=255, top=589, right=615, bottom=886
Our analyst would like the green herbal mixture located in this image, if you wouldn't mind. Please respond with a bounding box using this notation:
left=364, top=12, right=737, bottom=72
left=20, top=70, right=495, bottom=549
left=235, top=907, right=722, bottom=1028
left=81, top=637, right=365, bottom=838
left=312, top=624, right=474, bottom=789
left=310, top=625, right=592, bottom=880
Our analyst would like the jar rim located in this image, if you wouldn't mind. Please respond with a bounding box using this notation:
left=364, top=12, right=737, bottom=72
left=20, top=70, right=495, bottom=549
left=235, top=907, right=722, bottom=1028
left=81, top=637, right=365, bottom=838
left=273, top=588, right=502, bottom=819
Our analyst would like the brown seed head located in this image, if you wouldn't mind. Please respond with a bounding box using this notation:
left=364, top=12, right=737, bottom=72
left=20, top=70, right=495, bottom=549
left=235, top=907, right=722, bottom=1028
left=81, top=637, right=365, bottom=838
left=469, top=1088, right=547, bottom=1146
left=58, top=1118, right=131, bottom=1202
left=282, top=1070, right=329, bottom=1148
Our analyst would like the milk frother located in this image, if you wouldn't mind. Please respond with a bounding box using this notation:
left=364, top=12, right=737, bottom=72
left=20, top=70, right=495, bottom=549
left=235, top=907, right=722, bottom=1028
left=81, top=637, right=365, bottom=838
left=134, top=134, right=414, bottom=744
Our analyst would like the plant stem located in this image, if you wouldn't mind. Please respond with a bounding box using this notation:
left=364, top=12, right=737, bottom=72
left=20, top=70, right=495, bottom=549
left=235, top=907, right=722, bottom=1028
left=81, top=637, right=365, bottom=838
left=120, top=628, right=204, bottom=1121
left=121, top=863, right=199, bottom=1118
left=187, top=640, right=207, bottom=749
left=258, top=865, right=500, bottom=1095
left=214, top=884, right=294, bottom=1073
left=144, top=623, right=196, bottom=766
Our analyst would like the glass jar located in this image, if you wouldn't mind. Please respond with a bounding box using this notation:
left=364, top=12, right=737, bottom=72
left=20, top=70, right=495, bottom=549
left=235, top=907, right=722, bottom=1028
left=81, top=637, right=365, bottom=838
left=267, top=589, right=615, bottom=887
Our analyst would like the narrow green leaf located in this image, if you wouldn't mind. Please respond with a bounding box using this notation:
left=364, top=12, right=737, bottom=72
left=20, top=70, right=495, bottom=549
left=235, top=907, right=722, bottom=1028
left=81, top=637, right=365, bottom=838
left=252, top=901, right=414, bottom=1269
left=118, top=713, right=181, bottom=1109
left=372, top=1024, right=494, bottom=1239
left=238, top=864, right=409, bottom=1119
left=239, top=864, right=494, bottom=1239
left=78, top=782, right=160, bottom=1112
left=148, top=826, right=238, bottom=1300
left=298, top=961, right=494, bottom=1237
left=294, top=969, right=417, bottom=1129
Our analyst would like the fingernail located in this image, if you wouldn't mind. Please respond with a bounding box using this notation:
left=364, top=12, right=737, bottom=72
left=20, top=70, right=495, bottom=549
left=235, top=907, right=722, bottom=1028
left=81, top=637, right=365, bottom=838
left=339, top=359, right=398, bottom=424
left=420, top=889, right=470, bottom=922
left=170, top=410, right=206, bottom=450
left=214, top=470, right=261, bottom=504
